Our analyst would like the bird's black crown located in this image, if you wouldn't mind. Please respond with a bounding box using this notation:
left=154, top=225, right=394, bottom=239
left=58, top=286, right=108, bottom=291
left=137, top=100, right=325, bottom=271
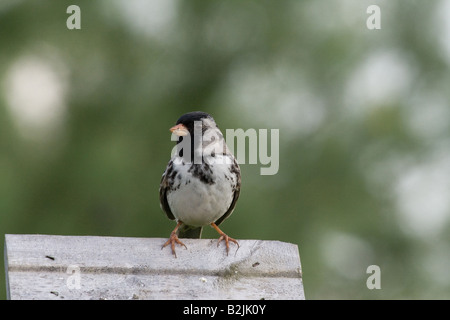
left=176, top=111, right=213, bottom=125
left=176, top=111, right=216, bottom=135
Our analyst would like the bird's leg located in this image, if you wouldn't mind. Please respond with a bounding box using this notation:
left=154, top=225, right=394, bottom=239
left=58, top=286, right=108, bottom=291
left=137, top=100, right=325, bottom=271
left=162, top=220, right=187, bottom=258
left=211, top=222, right=239, bottom=255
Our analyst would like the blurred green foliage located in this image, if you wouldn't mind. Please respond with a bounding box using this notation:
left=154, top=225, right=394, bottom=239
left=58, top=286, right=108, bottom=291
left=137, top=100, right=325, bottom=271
left=1, top=0, right=450, bottom=299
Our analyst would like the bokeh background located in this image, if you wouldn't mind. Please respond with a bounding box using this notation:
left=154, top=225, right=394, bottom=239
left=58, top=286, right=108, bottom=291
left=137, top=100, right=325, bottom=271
left=1, top=0, right=450, bottom=299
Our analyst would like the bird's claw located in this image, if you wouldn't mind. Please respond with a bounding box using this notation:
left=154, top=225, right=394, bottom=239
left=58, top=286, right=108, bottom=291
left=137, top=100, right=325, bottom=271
left=217, top=233, right=239, bottom=256
left=162, top=231, right=187, bottom=258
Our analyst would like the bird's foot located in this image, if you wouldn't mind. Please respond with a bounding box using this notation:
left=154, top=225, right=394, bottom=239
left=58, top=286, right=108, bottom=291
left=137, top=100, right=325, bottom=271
left=162, top=221, right=187, bottom=258
left=217, top=233, right=239, bottom=256
left=162, top=232, right=187, bottom=258
left=211, top=223, right=239, bottom=255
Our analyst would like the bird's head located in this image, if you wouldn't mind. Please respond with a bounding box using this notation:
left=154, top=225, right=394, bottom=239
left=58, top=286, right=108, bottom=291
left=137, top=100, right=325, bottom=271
left=169, top=111, right=227, bottom=162
left=170, top=111, right=217, bottom=138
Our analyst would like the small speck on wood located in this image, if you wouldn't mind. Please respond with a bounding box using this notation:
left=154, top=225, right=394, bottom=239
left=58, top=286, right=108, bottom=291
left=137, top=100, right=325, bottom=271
left=45, top=255, right=55, bottom=261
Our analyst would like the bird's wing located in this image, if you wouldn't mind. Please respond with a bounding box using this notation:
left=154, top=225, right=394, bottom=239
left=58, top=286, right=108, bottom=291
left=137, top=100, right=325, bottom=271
left=159, top=159, right=176, bottom=220
left=214, top=159, right=241, bottom=226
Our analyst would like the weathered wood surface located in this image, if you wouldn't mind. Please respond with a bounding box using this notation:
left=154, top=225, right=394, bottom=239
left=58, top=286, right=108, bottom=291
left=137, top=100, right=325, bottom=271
left=4, top=234, right=304, bottom=300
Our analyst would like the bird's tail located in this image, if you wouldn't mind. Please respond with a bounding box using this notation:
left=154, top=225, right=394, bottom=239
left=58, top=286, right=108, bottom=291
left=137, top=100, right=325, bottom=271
left=177, top=224, right=202, bottom=239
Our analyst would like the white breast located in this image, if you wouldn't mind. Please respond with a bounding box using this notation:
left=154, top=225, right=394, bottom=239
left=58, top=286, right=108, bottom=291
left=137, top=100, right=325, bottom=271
left=167, top=155, right=236, bottom=227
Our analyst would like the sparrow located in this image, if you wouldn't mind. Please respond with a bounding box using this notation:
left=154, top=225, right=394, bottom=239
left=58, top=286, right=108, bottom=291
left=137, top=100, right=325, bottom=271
left=159, top=111, right=241, bottom=257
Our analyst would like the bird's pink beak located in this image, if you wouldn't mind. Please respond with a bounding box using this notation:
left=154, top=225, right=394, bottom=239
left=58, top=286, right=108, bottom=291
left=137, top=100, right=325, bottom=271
left=170, top=124, right=189, bottom=136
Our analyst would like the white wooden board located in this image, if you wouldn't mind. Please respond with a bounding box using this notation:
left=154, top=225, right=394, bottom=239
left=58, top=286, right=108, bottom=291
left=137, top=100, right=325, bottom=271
left=4, top=234, right=304, bottom=300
